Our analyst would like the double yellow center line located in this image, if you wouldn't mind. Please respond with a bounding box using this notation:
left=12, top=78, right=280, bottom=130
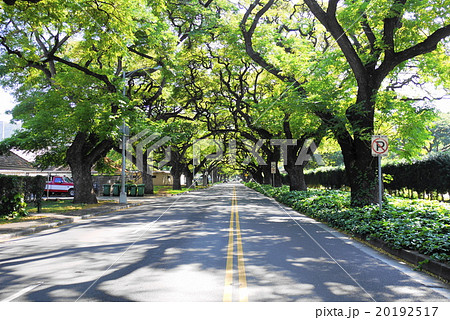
left=223, top=186, right=248, bottom=302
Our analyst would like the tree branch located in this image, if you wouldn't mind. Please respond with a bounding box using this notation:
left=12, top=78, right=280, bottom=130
left=241, top=0, right=295, bottom=83
left=377, top=24, right=450, bottom=83
left=47, top=54, right=117, bottom=92
left=0, top=36, right=53, bottom=80
left=127, top=46, right=157, bottom=61
left=240, top=0, right=308, bottom=97
left=303, top=0, right=367, bottom=87
left=382, top=0, right=407, bottom=61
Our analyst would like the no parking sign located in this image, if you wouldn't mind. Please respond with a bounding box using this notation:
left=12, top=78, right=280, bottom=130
left=371, top=135, right=388, bottom=157
left=372, top=135, right=388, bottom=214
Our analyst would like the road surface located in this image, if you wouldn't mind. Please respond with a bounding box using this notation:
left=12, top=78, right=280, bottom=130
left=0, top=183, right=449, bottom=302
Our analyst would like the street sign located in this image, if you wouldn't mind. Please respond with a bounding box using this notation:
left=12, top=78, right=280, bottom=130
left=371, top=135, right=388, bottom=157
left=271, top=162, right=277, bottom=174
left=372, top=135, right=388, bottom=214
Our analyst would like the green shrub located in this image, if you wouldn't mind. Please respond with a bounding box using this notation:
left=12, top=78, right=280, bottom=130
left=0, top=175, right=47, bottom=218
left=383, top=153, right=450, bottom=197
left=245, top=182, right=450, bottom=263
left=304, top=153, right=450, bottom=198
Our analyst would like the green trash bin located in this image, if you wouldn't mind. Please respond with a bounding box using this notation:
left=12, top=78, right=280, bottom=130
left=125, top=184, right=135, bottom=196
left=103, top=184, right=111, bottom=196
left=129, top=184, right=137, bottom=196
left=112, top=184, right=121, bottom=196
left=137, top=184, right=145, bottom=196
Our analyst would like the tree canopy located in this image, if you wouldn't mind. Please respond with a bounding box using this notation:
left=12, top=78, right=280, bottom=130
left=1, top=0, right=448, bottom=205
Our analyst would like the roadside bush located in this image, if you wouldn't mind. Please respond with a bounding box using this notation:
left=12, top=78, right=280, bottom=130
left=304, top=166, right=347, bottom=189
left=22, top=175, right=46, bottom=211
left=304, top=153, right=450, bottom=199
left=245, top=182, right=450, bottom=263
left=383, top=153, right=450, bottom=199
left=0, top=175, right=46, bottom=218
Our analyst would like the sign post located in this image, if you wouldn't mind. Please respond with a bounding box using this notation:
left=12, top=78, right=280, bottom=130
left=371, top=135, right=388, bottom=213
left=271, top=162, right=276, bottom=187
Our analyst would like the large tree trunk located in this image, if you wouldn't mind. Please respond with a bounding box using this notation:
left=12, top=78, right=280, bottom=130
left=283, top=132, right=308, bottom=192
left=184, top=167, right=193, bottom=188
left=347, top=152, right=378, bottom=206
left=169, top=148, right=186, bottom=190
left=251, top=168, right=264, bottom=184
left=340, top=97, right=378, bottom=206
left=202, top=173, right=209, bottom=186
left=318, top=92, right=379, bottom=207
left=172, top=171, right=182, bottom=190
left=142, top=173, right=154, bottom=194
left=69, top=160, right=97, bottom=204
left=285, top=165, right=307, bottom=191
left=66, top=132, right=113, bottom=204
left=211, top=168, right=219, bottom=183
left=142, top=152, right=154, bottom=194
left=170, top=160, right=183, bottom=190
left=341, top=135, right=379, bottom=206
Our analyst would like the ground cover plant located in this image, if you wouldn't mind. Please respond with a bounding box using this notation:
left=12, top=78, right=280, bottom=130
left=245, top=182, right=450, bottom=263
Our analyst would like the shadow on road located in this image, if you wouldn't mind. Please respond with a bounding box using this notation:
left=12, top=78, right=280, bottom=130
left=0, top=184, right=448, bottom=301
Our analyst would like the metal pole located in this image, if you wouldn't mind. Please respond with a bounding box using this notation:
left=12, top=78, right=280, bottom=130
left=119, top=122, right=127, bottom=204
left=47, top=173, right=50, bottom=199
left=119, top=70, right=127, bottom=204
left=378, top=155, right=382, bottom=214
left=192, top=157, right=195, bottom=188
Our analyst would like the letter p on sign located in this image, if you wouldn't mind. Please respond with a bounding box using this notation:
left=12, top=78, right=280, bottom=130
left=371, top=135, right=389, bottom=157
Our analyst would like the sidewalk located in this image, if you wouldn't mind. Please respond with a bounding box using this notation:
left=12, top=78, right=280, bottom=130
left=0, top=195, right=161, bottom=242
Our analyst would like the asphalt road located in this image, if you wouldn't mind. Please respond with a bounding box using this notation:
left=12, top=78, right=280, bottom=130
left=0, top=183, right=449, bottom=302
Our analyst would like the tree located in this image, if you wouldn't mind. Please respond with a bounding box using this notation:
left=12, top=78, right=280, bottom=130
left=0, top=0, right=161, bottom=203
left=239, top=0, right=332, bottom=189
left=425, top=112, right=450, bottom=153
left=239, top=0, right=450, bottom=205
left=3, top=0, right=40, bottom=5
left=301, top=0, right=450, bottom=205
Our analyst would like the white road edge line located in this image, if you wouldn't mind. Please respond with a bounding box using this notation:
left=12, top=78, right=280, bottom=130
left=1, top=282, right=44, bottom=302
left=315, top=223, right=450, bottom=300
left=248, top=184, right=377, bottom=302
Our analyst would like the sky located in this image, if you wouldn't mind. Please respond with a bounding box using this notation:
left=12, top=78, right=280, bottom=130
left=0, top=88, right=16, bottom=123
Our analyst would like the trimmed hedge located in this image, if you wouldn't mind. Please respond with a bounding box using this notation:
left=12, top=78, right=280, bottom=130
left=0, top=175, right=46, bottom=218
left=305, top=153, right=450, bottom=198
left=384, top=154, right=450, bottom=197
left=304, top=166, right=347, bottom=189
left=245, top=182, right=450, bottom=263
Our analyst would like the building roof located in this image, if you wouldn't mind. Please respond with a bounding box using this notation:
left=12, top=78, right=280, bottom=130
left=0, top=151, right=35, bottom=171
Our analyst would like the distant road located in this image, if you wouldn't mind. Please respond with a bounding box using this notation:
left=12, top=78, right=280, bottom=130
left=0, top=183, right=449, bottom=302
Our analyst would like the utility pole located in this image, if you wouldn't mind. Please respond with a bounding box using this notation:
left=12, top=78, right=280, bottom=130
left=119, top=70, right=128, bottom=204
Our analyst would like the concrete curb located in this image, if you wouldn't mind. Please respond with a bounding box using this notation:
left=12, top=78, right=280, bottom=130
left=1, top=217, right=75, bottom=240
left=0, top=202, right=143, bottom=241
left=364, top=237, right=450, bottom=282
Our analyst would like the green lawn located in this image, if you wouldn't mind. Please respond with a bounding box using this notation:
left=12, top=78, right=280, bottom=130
left=27, top=199, right=112, bottom=214
left=0, top=215, right=47, bottom=225
left=154, top=185, right=197, bottom=195
left=0, top=199, right=113, bottom=225
left=1, top=185, right=201, bottom=225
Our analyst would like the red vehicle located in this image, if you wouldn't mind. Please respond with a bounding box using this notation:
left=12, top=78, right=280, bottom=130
left=44, top=176, right=75, bottom=197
